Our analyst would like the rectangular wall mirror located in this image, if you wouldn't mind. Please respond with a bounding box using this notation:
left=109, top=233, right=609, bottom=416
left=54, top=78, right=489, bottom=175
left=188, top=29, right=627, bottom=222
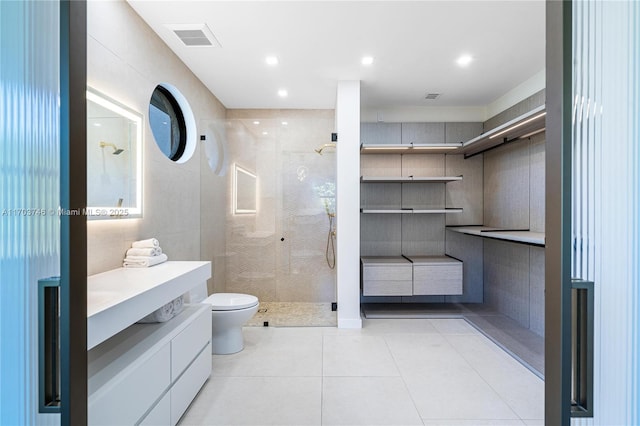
left=233, top=164, right=257, bottom=214
left=86, top=89, right=142, bottom=219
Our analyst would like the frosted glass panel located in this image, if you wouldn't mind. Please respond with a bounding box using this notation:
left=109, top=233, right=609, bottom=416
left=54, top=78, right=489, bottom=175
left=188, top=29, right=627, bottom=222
left=0, top=1, right=61, bottom=425
left=572, top=1, right=640, bottom=424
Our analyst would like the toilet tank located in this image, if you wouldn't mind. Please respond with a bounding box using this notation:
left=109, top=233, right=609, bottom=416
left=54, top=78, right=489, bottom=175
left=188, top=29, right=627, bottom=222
left=183, top=281, right=208, bottom=303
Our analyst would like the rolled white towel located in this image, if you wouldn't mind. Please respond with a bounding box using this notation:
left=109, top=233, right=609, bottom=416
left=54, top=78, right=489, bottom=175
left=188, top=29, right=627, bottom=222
left=123, top=253, right=168, bottom=268
left=131, top=238, right=159, bottom=248
left=137, top=296, right=183, bottom=323
left=126, top=247, right=162, bottom=257
left=172, top=296, right=184, bottom=317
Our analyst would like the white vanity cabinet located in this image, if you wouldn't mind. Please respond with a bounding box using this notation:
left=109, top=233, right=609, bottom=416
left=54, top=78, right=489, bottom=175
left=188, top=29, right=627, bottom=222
left=88, top=304, right=211, bottom=426
left=87, top=261, right=213, bottom=425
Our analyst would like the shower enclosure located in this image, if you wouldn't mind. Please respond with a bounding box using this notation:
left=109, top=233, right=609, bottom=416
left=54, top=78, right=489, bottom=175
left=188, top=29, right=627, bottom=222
left=220, top=111, right=337, bottom=326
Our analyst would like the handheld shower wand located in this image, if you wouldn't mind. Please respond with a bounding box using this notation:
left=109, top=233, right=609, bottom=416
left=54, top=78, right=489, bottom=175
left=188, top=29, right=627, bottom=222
left=325, top=213, right=336, bottom=269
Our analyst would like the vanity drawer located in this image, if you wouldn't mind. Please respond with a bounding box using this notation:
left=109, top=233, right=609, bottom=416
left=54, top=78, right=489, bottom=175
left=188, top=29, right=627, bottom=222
left=171, top=305, right=211, bottom=380
left=89, top=343, right=170, bottom=426
left=139, top=392, right=170, bottom=426
left=171, top=341, right=212, bottom=425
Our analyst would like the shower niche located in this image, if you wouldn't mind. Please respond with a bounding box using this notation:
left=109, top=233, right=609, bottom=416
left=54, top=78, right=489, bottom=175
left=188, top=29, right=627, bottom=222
left=87, top=89, right=142, bottom=218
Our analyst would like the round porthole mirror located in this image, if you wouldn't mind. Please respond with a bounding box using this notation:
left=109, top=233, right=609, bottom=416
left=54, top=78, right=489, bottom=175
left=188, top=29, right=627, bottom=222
left=148, top=83, right=196, bottom=163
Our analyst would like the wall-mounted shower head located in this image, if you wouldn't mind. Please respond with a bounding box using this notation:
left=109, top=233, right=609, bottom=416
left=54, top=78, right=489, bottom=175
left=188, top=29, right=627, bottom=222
left=314, top=143, right=336, bottom=155
left=99, top=141, right=124, bottom=155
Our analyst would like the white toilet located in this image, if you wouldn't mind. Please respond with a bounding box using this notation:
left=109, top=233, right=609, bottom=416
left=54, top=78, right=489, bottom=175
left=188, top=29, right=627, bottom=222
left=202, top=292, right=259, bottom=354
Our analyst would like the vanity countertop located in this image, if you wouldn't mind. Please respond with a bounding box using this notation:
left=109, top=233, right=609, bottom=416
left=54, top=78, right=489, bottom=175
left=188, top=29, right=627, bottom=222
left=87, top=261, right=211, bottom=350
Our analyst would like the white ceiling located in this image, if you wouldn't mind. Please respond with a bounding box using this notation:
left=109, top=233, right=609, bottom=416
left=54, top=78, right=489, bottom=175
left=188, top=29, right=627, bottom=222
left=127, top=1, right=545, bottom=110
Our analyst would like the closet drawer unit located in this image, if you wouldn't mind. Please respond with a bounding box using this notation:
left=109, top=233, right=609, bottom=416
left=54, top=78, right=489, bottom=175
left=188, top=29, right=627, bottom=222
left=361, top=256, right=413, bottom=296
left=410, top=256, right=463, bottom=295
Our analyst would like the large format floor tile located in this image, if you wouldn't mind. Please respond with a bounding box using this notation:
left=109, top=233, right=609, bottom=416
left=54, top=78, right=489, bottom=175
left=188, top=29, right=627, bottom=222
left=179, top=377, right=321, bottom=425
left=212, top=327, right=323, bottom=377
left=445, top=334, right=544, bottom=420
left=180, top=319, right=544, bottom=425
left=322, top=377, right=423, bottom=425
left=323, top=334, right=399, bottom=377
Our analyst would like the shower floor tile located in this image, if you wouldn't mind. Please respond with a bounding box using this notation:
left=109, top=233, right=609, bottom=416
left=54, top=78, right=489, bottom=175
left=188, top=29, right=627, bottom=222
left=245, top=301, right=337, bottom=327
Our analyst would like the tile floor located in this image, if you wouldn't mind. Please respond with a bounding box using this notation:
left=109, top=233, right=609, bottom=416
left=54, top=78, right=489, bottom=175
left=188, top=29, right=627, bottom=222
left=362, top=303, right=544, bottom=377
left=178, top=319, right=544, bottom=426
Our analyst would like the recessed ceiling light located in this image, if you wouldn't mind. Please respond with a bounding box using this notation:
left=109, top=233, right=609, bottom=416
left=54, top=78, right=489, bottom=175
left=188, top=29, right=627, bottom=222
left=278, top=89, right=288, bottom=98
left=253, top=121, right=260, bottom=125
left=281, top=121, right=288, bottom=126
left=265, top=56, right=279, bottom=66
left=361, top=56, right=374, bottom=66
left=456, top=54, right=473, bottom=67
left=262, top=131, right=268, bottom=135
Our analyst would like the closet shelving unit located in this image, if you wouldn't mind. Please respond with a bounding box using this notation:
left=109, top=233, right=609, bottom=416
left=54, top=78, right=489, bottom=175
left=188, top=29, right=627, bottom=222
left=360, top=142, right=464, bottom=296
left=459, top=105, right=546, bottom=157
left=360, top=142, right=462, bottom=155
left=446, top=226, right=545, bottom=246
left=444, top=105, right=547, bottom=247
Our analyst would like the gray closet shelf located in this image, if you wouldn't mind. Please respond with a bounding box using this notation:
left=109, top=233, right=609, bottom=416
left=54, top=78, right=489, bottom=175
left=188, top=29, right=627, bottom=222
left=361, top=208, right=463, bottom=214
left=446, top=226, right=545, bottom=246
left=360, top=176, right=463, bottom=183
left=360, top=143, right=462, bottom=155
left=460, top=105, right=546, bottom=157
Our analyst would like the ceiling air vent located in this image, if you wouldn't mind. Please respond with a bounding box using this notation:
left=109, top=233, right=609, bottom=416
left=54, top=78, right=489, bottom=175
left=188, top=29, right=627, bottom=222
left=166, top=24, right=221, bottom=48
left=425, top=93, right=441, bottom=100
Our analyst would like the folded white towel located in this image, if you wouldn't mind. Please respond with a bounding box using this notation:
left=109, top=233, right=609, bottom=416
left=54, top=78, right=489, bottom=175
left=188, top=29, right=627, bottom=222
left=137, top=296, right=184, bottom=323
left=126, top=247, right=162, bottom=257
left=123, top=253, right=168, bottom=268
left=131, top=238, right=159, bottom=248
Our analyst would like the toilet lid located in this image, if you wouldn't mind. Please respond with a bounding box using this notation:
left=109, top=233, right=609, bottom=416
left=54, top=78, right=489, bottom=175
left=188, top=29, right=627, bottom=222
left=203, top=293, right=259, bottom=311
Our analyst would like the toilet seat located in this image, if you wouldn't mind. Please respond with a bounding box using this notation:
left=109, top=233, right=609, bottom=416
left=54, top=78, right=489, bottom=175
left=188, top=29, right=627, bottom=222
left=203, top=293, right=259, bottom=311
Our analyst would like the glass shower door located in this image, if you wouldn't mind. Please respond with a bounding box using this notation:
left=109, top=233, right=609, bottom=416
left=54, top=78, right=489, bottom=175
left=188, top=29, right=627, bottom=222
left=221, top=114, right=336, bottom=326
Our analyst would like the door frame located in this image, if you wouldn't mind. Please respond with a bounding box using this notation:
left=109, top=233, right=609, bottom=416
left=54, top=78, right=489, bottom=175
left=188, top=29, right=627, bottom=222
left=545, top=1, right=573, bottom=424
left=59, top=1, right=88, bottom=424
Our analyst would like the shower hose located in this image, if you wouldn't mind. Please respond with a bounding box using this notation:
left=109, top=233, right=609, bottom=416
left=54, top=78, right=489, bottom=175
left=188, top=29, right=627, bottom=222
left=326, top=213, right=336, bottom=269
